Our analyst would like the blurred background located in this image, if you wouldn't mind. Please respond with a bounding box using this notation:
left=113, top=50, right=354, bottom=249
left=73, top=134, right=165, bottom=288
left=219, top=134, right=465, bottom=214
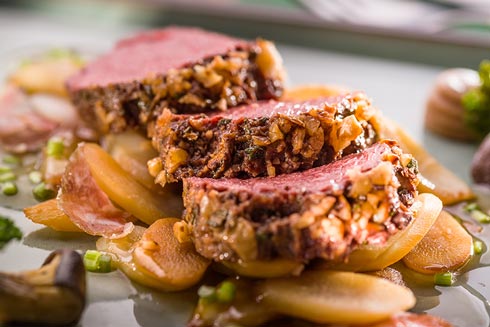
left=0, top=0, right=489, bottom=67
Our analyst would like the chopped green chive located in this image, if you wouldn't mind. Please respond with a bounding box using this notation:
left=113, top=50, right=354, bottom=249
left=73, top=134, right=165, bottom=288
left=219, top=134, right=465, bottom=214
left=434, top=272, right=455, bottom=286
left=197, top=285, right=217, bottom=301
left=2, top=182, right=18, bottom=196
left=28, top=171, right=43, bottom=184
left=46, top=138, right=65, bottom=158
left=0, top=172, right=16, bottom=183
left=464, top=202, right=479, bottom=212
left=464, top=202, right=490, bottom=223
left=471, top=210, right=490, bottom=224
left=83, top=250, right=113, bottom=273
left=2, top=154, right=20, bottom=166
left=216, top=281, right=236, bottom=303
left=32, top=182, right=56, bottom=202
left=474, top=240, right=484, bottom=255
left=0, top=166, right=12, bottom=174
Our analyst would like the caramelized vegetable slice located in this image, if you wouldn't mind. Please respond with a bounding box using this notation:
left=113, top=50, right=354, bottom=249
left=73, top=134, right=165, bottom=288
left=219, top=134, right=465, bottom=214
left=9, top=57, right=82, bottom=97
left=325, top=193, right=442, bottom=272
left=258, top=270, right=415, bottom=325
left=96, top=226, right=170, bottom=291
left=220, top=259, right=303, bottom=278
left=403, top=210, right=473, bottom=274
left=132, top=218, right=210, bottom=291
left=381, top=117, right=473, bottom=205
left=104, top=131, right=159, bottom=190
left=24, top=199, right=82, bottom=232
left=80, top=143, right=183, bottom=225
left=282, top=84, right=348, bottom=101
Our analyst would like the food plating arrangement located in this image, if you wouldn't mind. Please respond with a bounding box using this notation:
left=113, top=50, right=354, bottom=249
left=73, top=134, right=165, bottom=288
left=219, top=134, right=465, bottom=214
left=0, top=26, right=490, bottom=327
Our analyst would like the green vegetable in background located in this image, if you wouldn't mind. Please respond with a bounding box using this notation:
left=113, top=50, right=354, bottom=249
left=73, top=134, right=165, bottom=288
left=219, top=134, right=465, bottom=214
left=462, top=60, right=490, bottom=139
left=0, top=216, right=22, bottom=249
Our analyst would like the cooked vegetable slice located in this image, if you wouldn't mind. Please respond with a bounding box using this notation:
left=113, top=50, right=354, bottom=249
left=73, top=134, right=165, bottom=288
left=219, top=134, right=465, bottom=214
left=104, top=131, right=161, bottom=190
left=257, top=270, right=415, bottom=325
left=282, top=84, right=348, bottom=101
left=24, top=199, right=82, bottom=232
left=0, top=249, right=85, bottom=326
left=325, top=193, right=442, bottom=272
left=381, top=118, right=473, bottom=205
left=132, top=218, right=210, bottom=291
left=220, top=259, right=303, bottom=278
left=79, top=143, right=183, bottom=225
left=9, top=55, right=82, bottom=96
left=83, top=250, right=113, bottom=273
left=402, top=210, right=473, bottom=274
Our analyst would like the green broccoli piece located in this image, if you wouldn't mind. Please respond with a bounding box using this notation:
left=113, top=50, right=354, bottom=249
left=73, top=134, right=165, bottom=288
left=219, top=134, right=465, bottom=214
left=0, top=216, right=22, bottom=249
left=462, top=60, right=490, bottom=139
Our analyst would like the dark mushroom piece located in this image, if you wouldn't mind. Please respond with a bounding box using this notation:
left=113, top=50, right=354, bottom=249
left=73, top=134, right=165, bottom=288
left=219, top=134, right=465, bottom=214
left=0, top=249, right=86, bottom=326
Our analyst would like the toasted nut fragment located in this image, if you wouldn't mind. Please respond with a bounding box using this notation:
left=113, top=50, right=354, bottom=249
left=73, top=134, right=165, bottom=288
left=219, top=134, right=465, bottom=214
left=325, top=193, right=442, bottom=272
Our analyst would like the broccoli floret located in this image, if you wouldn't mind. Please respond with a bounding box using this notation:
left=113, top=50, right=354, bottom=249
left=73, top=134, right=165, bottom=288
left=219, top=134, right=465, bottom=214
left=462, top=60, right=490, bottom=139
left=0, top=216, right=22, bottom=249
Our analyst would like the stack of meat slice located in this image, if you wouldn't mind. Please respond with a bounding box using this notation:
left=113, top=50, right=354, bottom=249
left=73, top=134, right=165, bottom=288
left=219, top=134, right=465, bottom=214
left=68, top=26, right=422, bottom=266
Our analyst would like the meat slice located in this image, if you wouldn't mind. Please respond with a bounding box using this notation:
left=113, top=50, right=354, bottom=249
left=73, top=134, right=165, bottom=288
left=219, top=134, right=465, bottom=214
left=67, top=26, right=285, bottom=134
left=182, top=141, right=419, bottom=263
left=151, top=92, right=380, bottom=184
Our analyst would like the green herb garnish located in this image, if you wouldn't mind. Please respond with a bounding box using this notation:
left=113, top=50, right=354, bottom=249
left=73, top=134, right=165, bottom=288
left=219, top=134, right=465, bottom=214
left=2, top=182, right=18, bottom=196
left=83, top=250, right=113, bottom=273
left=0, top=216, right=22, bottom=249
left=32, top=182, right=56, bottom=202
left=434, top=272, right=455, bottom=286
left=462, top=60, right=490, bottom=138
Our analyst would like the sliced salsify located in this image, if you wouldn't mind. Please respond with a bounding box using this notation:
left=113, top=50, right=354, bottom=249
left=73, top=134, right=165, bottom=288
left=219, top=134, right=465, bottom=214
left=320, top=193, right=442, bottom=272
left=23, top=199, right=82, bottom=232
left=402, top=210, right=473, bottom=274
left=257, top=270, right=416, bottom=325
left=103, top=131, right=160, bottom=191
left=98, top=219, right=210, bottom=292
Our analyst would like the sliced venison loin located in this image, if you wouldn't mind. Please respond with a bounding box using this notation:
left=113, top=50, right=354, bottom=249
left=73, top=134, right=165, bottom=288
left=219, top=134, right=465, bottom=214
left=67, top=26, right=285, bottom=134
left=183, top=141, right=419, bottom=263
left=151, top=92, right=381, bottom=184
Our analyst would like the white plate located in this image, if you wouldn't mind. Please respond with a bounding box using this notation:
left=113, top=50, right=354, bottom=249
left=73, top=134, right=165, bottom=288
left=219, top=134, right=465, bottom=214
left=0, top=41, right=489, bottom=327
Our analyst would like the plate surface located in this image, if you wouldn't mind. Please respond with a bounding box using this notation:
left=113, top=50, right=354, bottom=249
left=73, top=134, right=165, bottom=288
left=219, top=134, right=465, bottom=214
left=0, top=8, right=489, bottom=327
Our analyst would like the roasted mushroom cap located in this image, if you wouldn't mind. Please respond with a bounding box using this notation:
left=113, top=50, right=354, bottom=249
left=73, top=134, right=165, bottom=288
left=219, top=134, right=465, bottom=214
left=0, top=249, right=86, bottom=326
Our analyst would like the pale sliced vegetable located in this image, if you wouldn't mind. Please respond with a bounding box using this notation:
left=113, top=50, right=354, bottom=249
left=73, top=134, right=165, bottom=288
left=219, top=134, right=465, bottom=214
left=257, top=270, right=415, bottom=325
left=96, top=226, right=171, bottom=291
left=324, top=193, right=442, bottom=272
left=80, top=143, right=183, bottom=225
left=282, top=84, right=349, bottom=101
left=9, top=58, right=81, bottom=96
left=403, top=210, right=473, bottom=274
left=132, top=218, right=210, bottom=291
left=368, top=267, right=405, bottom=287
left=23, top=199, right=82, bottom=232
left=103, top=131, right=160, bottom=190
left=220, top=259, right=303, bottom=278
left=381, top=117, right=473, bottom=205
